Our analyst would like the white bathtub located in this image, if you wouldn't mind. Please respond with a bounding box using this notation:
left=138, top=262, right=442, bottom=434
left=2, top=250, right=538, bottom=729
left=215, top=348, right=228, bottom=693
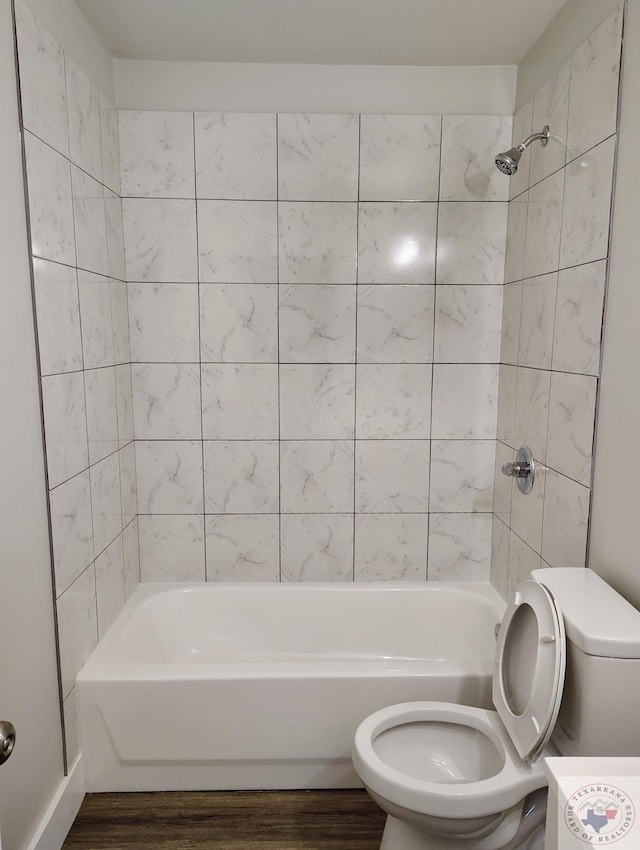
left=77, top=582, right=504, bottom=792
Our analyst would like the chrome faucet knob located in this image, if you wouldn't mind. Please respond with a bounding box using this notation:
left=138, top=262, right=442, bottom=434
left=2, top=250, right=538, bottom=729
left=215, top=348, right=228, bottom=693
left=501, top=446, right=536, bottom=496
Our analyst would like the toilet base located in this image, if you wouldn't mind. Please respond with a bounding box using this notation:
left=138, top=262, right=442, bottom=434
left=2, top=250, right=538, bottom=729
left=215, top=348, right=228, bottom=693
left=379, top=815, right=544, bottom=850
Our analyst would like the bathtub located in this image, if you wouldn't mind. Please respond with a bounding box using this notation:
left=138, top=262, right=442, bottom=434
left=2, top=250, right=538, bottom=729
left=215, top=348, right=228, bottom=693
left=77, top=582, right=504, bottom=792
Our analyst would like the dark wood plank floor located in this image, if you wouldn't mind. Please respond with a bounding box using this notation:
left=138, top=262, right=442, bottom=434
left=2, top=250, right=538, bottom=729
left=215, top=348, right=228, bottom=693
left=62, top=790, right=386, bottom=850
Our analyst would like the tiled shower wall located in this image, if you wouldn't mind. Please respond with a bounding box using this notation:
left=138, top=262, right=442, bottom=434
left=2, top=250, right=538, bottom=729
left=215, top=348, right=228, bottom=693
left=15, top=2, right=139, bottom=765
left=490, top=6, right=623, bottom=599
left=120, top=110, right=512, bottom=583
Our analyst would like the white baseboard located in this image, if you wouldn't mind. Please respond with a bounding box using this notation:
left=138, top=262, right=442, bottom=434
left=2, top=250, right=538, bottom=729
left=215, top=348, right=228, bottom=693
left=27, top=755, right=85, bottom=850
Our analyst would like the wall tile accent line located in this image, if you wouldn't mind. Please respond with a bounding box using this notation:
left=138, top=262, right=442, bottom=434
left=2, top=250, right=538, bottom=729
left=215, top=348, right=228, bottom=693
left=491, top=6, right=623, bottom=600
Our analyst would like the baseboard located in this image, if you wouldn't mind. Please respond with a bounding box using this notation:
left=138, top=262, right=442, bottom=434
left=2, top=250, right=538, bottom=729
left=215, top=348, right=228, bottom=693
left=26, top=755, right=85, bottom=850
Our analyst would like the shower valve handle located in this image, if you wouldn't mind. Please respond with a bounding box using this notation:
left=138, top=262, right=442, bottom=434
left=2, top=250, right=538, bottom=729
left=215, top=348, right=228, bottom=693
left=501, top=446, right=536, bottom=496
left=501, top=461, right=531, bottom=478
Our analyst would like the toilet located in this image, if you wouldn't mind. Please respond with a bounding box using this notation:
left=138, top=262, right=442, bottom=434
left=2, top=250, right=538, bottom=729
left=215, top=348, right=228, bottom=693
left=352, top=568, right=640, bottom=850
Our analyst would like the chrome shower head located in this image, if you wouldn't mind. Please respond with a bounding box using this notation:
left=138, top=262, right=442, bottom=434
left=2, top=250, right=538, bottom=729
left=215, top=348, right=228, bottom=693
left=495, top=148, right=522, bottom=176
left=495, top=125, right=550, bottom=176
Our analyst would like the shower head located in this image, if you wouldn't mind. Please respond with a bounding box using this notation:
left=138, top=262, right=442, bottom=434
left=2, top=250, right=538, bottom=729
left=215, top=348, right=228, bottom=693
left=495, top=125, right=550, bottom=176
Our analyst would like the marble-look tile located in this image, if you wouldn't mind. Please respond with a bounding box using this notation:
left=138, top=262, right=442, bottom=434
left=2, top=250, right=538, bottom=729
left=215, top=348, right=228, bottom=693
left=541, top=470, right=589, bottom=567
left=504, top=192, right=528, bottom=284
left=356, top=364, right=431, bottom=439
left=429, top=440, right=495, bottom=512
left=132, top=364, right=201, bottom=439
left=280, top=440, right=354, bottom=513
left=15, top=1, right=68, bottom=156
left=63, top=688, right=79, bottom=768
left=355, top=440, right=429, bottom=513
left=508, top=531, right=541, bottom=600
left=282, top=514, right=353, bottom=581
left=436, top=202, right=507, bottom=285
left=278, top=113, right=359, bottom=201
left=509, top=98, right=533, bottom=199
left=427, top=513, right=492, bottom=580
left=123, top=198, right=197, bottom=282
left=431, top=364, right=498, bottom=439
left=41, top=372, right=88, bottom=488
left=518, top=273, right=557, bottom=370
left=56, top=565, right=97, bottom=699
left=78, top=271, right=114, bottom=369
left=138, top=515, right=205, bottom=582
left=204, top=440, right=279, bottom=513
left=136, top=440, right=203, bottom=514
left=355, top=514, right=427, bottom=581
left=280, top=285, right=356, bottom=363
left=104, top=190, right=126, bottom=281
left=123, top=518, right=140, bottom=599
left=95, top=535, right=125, bottom=639
left=118, top=443, right=137, bottom=527
left=523, top=171, right=564, bottom=278
left=49, top=471, right=94, bottom=596
left=510, top=461, right=547, bottom=554
left=90, top=453, right=122, bottom=555
left=514, top=367, right=551, bottom=463
left=110, top=280, right=130, bottom=364
left=72, top=166, right=108, bottom=275
left=119, top=111, right=195, bottom=198
left=493, top=441, right=514, bottom=525
left=32, top=258, right=82, bottom=375
left=201, top=364, right=278, bottom=439
left=567, top=7, right=622, bottom=161
left=280, top=364, right=355, bottom=439
left=496, top=365, right=518, bottom=449
left=195, top=112, right=277, bottom=200
left=434, top=285, right=502, bottom=363
left=198, top=200, right=278, bottom=283
left=560, top=136, right=615, bottom=270
left=440, top=116, right=512, bottom=201
left=65, top=56, right=102, bottom=181
left=279, top=202, right=357, bottom=284
left=500, top=283, right=522, bottom=367
left=358, top=203, right=437, bottom=284
left=206, top=515, right=280, bottom=581
left=546, top=372, right=598, bottom=486
left=24, top=131, right=75, bottom=265
left=128, top=283, right=199, bottom=362
left=84, top=367, right=119, bottom=465
left=115, top=365, right=134, bottom=447
left=359, top=114, right=441, bottom=201
left=490, top=516, right=510, bottom=600
left=530, top=63, right=570, bottom=186
left=100, top=93, right=120, bottom=195
left=200, top=283, right=278, bottom=363
left=553, top=261, right=606, bottom=376
left=357, top=285, right=434, bottom=364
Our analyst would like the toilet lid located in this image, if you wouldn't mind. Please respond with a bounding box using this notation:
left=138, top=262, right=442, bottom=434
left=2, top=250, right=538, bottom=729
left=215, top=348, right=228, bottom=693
left=493, top=580, right=566, bottom=762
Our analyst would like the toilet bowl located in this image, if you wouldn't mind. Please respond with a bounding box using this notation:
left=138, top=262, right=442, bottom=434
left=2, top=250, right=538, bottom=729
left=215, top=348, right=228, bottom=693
left=352, top=569, right=640, bottom=850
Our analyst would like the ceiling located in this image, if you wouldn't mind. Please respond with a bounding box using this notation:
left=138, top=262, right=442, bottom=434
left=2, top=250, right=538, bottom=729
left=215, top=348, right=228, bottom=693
left=74, top=0, right=568, bottom=66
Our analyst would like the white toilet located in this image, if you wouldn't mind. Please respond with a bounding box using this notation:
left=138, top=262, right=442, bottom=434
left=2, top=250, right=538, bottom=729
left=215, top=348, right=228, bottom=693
left=352, top=568, right=640, bottom=850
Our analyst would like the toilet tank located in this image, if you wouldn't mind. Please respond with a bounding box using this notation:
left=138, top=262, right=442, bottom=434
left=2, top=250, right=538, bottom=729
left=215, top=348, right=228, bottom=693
left=532, top=568, right=640, bottom=758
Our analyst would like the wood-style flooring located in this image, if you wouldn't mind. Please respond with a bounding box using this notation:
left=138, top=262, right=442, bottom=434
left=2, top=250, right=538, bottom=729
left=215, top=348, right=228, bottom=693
left=62, top=790, right=386, bottom=850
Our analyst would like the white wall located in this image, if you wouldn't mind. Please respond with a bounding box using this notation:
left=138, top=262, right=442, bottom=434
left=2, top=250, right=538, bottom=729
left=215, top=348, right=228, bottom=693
left=114, top=60, right=516, bottom=115
left=0, top=1, right=65, bottom=847
left=515, top=0, right=622, bottom=108
left=590, top=0, right=640, bottom=609
left=22, top=0, right=114, bottom=99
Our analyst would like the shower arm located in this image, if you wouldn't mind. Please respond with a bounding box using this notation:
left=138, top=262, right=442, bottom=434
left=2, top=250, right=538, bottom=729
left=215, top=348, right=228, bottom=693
left=517, top=126, right=550, bottom=153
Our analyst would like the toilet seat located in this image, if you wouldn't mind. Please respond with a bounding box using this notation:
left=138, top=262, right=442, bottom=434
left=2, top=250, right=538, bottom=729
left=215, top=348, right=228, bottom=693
left=352, top=702, right=548, bottom=820
left=352, top=580, right=567, bottom=822
left=493, top=580, right=566, bottom=762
